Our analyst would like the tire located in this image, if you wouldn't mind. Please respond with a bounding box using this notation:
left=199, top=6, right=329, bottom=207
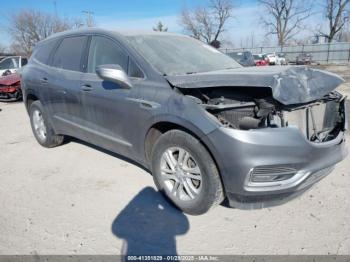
left=29, top=100, right=65, bottom=148
left=151, top=130, right=224, bottom=215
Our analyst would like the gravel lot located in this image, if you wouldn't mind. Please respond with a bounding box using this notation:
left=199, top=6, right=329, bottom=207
left=0, top=89, right=349, bottom=255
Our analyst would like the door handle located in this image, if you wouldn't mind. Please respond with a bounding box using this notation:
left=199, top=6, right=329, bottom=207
left=81, top=84, right=92, bottom=91
left=40, top=77, right=48, bottom=84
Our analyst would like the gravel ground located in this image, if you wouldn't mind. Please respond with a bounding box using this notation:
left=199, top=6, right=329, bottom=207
left=0, top=97, right=349, bottom=256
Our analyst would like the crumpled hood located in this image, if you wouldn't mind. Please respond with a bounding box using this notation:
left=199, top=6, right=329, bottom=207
left=0, top=73, right=20, bottom=86
left=165, top=66, right=345, bottom=105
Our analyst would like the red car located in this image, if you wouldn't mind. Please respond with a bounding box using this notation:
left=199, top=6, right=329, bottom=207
left=0, top=73, right=22, bottom=101
left=253, top=54, right=268, bottom=66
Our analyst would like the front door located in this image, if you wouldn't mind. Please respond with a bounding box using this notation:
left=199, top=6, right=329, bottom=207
left=80, top=35, right=141, bottom=156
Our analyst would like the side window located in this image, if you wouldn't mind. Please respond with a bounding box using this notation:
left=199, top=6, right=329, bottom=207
left=87, top=36, right=128, bottom=73
left=33, top=39, right=58, bottom=65
left=52, top=36, right=87, bottom=71
left=21, top=58, right=28, bottom=66
left=0, top=58, right=14, bottom=70
left=128, top=58, right=144, bottom=78
left=11, top=57, right=20, bottom=68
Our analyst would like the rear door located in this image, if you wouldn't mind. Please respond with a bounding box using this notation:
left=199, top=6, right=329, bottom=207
left=47, top=36, right=88, bottom=137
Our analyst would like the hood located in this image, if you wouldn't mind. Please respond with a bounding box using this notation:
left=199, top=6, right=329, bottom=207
left=0, top=73, right=20, bottom=86
left=165, top=66, right=345, bottom=105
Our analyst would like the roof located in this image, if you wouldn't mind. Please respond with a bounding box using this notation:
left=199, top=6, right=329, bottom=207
left=41, top=28, right=186, bottom=44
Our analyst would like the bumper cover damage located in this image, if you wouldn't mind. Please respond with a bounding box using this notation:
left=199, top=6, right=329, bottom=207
left=0, top=73, right=22, bottom=101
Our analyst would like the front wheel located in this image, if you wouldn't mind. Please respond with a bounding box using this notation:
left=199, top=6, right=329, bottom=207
left=151, top=130, right=224, bottom=215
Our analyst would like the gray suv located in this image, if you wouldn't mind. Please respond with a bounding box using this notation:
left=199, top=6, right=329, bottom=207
left=21, top=29, right=347, bottom=215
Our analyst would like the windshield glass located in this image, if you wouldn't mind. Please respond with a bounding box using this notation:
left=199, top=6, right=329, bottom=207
left=126, top=35, right=241, bottom=76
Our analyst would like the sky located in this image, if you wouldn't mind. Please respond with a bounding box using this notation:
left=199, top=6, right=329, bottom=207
left=0, top=0, right=324, bottom=49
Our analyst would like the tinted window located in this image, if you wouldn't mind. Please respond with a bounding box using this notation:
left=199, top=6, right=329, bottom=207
left=87, top=36, right=128, bottom=73
left=34, top=39, right=58, bottom=64
left=21, top=58, right=28, bottom=66
left=52, top=36, right=86, bottom=71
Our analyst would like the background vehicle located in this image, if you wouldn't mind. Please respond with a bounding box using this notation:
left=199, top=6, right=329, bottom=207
left=253, top=54, right=268, bottom=66
left=276, top=53, right=287, bottom=65
left=21, top=29, right=347, bottom=215
left=0, top=56, right=28, bottom=76
left=265, top=53, right=277, bottom=65
left=228, top=51, right=255, bottom=67
left=296, top=53, right=312, bottom=65
left=0, top=73, right=22, bottom=101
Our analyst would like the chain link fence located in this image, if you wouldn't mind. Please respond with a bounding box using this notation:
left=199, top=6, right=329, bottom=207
left=221, top=42, right=350, bottom=64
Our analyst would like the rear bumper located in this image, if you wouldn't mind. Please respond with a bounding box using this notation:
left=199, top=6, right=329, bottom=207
left=205, top=125, right=347, bottom=209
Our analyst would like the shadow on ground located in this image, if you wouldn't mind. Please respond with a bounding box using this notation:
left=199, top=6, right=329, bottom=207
left=111, top=187, right=189, bottom=256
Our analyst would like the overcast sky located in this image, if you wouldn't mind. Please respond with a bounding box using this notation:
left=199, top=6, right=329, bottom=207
left=0, top=0, right=325, bottom=49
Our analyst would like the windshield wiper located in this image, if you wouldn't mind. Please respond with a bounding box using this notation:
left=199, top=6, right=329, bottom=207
left=186, top=71, right=197, bottom=75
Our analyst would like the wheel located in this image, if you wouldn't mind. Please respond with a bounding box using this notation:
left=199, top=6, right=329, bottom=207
left=151, top=130, right=224, bottom=215
left=29, top=100, right=65, bottom=148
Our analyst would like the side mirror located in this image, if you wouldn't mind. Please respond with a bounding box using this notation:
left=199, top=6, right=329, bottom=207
left=96, top=64, right=132, bottom=89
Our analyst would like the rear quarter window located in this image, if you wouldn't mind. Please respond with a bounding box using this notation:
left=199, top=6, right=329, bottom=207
left=33, top=39, right=58, bottom=65
left=52, top=36, right=87, bottom=71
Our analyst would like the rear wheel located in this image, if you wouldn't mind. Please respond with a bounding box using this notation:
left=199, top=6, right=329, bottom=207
left=29, top=100, right=65, bottom=148
left=151, top=130, right=224, bottom=215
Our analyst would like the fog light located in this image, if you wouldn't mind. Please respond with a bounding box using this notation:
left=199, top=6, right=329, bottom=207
left=250, top=165, right=297, bottom=183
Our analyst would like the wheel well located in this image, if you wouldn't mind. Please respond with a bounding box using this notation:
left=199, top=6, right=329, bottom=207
left=144, top=122, right=207, bottom=162
left=26, top=94, right=38, bottom=111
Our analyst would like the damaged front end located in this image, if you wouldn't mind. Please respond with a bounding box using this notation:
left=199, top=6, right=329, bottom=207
left=0, top=73, right=22, bottom=102
left=183, top=87, right=347, bottom=143
left=167, top=66, right=347, bottom=143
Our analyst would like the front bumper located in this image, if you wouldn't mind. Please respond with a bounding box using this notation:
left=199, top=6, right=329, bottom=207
left=0, top=87, right=22, bottom=101
left=205, top=124, right=348, bottom=209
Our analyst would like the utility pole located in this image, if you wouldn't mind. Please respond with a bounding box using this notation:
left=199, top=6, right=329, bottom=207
left=82, top=10, right=94, bottom=27
left=53, top=1, right=57, bottom=16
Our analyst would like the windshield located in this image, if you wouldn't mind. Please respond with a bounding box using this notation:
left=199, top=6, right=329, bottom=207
left=126, top=35, right=241, bottom=76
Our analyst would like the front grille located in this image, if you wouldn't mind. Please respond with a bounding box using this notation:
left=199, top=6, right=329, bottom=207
left=250, top=165, right=297, bottom=183
left=284, top=100, right=342, bottom=142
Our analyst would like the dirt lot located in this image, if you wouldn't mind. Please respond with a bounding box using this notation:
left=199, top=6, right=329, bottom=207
left=0, top=86, right=350, bottom=255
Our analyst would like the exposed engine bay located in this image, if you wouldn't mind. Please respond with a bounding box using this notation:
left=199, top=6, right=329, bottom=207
left=182, top=87, right=346, bottom=143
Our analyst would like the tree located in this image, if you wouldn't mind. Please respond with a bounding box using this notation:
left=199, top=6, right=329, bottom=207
left=180, top=0, right=234, bottom=44
left=0, top=43, right=6, bottom=53
left=153, top=21, right=168, bottom=32
left=8, top=10, right=77, bottom=55
left=258, top=0, right=313, bottom=46
left=319, top=0, right=350, bottom=42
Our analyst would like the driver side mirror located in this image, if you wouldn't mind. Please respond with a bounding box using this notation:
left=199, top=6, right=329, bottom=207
left=96, top=64, right=132, bottom=89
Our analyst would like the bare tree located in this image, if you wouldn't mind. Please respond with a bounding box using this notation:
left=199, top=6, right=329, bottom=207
left=319, top=0, right=350, bottom=42
left=0, top=43, right=6, bottom=53
left=153, top=21, right=168, bottom=32
left=259, top=0, right=313, bottom=46
left=180, top=0, right=234, bottom=46
left=8, top=10, right=77, bottom=55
